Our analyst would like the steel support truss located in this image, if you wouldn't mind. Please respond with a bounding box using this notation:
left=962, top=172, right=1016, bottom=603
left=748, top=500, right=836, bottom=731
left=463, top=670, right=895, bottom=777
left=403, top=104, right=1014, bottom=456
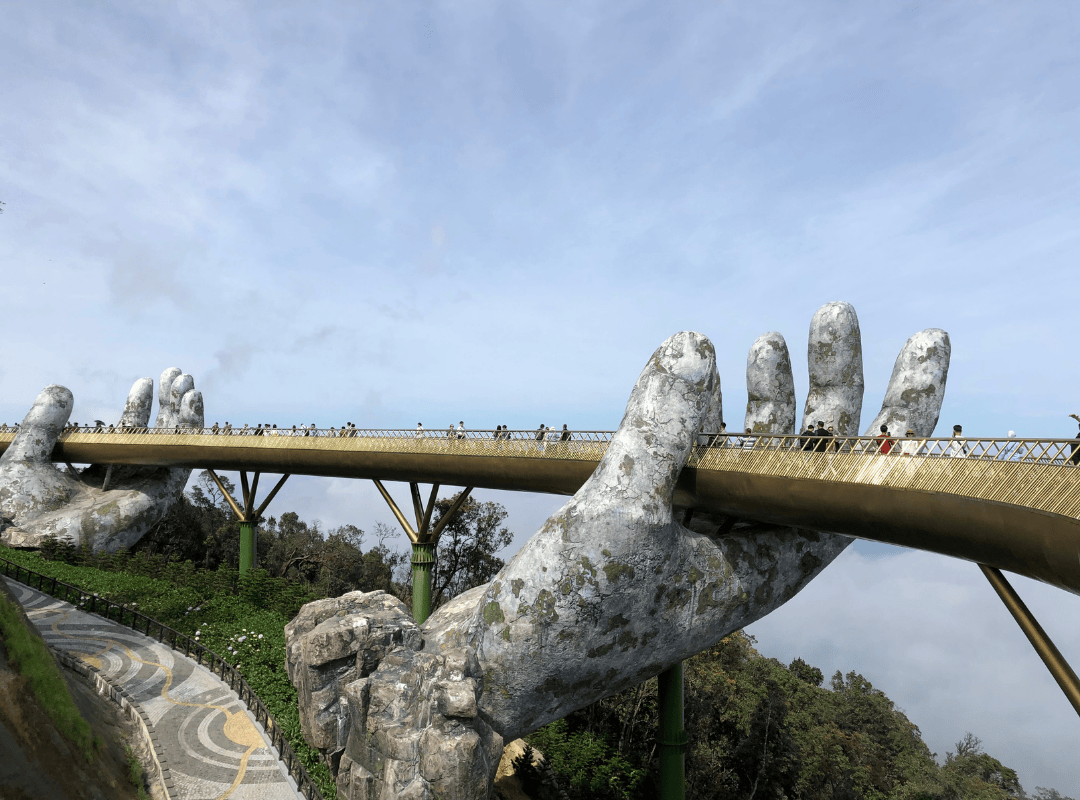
left=373, top=480, right=473, bottom=624
left=206, top=469, right=291, bottom=575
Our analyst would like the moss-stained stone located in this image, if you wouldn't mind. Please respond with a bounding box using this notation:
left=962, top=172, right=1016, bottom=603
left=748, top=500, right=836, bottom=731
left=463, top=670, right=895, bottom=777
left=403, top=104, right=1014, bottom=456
left=603, top=613, right=630, bottom=633
left=511, top=579, right=524, bottom=597
left=533, top=590, right=558, bottom=623
left=602, top=561, right=635, bottom=583
left=587, top=642, right=615, bottom=658
left=482, top=601, right=505, bottom=625
left=863, top=328, right=950, bottom=437
left=696, top=582, right=722, bottom=614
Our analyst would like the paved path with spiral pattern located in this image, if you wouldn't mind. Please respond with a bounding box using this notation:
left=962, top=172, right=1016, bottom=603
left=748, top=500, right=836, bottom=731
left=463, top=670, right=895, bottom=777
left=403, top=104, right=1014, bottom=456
left=5, top=576, right=304, bottom=800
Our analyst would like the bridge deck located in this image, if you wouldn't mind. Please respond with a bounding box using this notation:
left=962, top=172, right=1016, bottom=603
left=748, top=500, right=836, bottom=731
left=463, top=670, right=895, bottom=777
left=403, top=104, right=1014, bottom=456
left=2, top=429, right=1080, bottom=595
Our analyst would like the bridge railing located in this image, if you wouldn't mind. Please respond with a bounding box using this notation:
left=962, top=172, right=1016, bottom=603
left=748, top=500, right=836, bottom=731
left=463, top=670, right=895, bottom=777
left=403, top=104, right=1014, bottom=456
left=2, top=425, right=1076, bottom=464
left=0, top=556, right=325, bottom=800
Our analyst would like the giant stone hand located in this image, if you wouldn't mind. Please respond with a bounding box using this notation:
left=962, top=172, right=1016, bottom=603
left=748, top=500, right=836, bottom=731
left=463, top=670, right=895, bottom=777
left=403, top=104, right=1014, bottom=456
left=0, top=368, right=203, bottom=552
left=285, top=302, right=951, bottom=800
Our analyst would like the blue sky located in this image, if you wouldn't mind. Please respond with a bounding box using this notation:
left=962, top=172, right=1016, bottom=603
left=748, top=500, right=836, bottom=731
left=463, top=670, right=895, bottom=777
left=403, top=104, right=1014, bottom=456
left=3, top=1, right=1079, bottom=792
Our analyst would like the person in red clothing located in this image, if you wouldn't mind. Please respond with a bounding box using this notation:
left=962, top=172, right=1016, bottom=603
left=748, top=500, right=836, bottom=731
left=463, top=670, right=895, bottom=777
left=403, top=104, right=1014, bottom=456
left=876, top=423, right=894, bottom=454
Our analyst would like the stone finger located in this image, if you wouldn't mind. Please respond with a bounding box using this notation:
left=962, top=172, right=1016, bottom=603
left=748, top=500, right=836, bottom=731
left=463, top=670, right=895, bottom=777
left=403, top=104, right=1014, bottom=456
left=699, top=368, right=724, bottom=443
left=863, top=329, right=951, bottom=437
left=118, top=378, right=153, bottom=428
left=178, top=390, right=204, bottom=428
left=0, top=385, right=73, bottom=464
left=153, top=368, right=182, bottom=428
left=745, top=332, right=796, bottom=434
left=801, top=301, right=864, bottom=436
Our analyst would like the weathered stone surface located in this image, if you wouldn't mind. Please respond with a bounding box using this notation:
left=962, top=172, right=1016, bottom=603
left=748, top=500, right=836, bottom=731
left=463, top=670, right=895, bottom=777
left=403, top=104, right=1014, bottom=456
left=697, top=368, right=724, bottom=445
left=801, top=301, right=864, bottom=436
left=863, top=329, right=951, bottom=437
left=284, top=590, right=421, bottom=757
left=745, top=332, right=796, bottom=434
left=118, top=378, right=153, bottom=428
left=0, top=369, right=203, bottom=552
left=332, top=647, right=501, bottom=800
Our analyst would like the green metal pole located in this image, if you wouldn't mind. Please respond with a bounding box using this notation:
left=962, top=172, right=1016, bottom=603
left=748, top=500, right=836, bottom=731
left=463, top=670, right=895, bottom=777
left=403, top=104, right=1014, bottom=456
left=239, top=521, right=255, bottom=576
left=411, top=542, right=436, bottom=624
left=658, top=662, right=687, bottom=800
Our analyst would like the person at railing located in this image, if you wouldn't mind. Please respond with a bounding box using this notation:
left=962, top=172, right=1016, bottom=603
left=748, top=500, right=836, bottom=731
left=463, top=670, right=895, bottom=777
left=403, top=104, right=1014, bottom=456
left=875, top=424, right=895, bottom=454
left=210, top=422, right=219, bottom=434
left=559, top=425, right=572, bottom=453
left=457, top=421, right=466, bottom=440
left=897, top=428, right=922, bottom=455
left=947, top=424, right=969, bottom=457
left=1068, top=414, right=1080, bottom=465
left=416, top=422, right=424, bottom=438
left=800, top=423, right=817, bottom=451
left=999, top=431, right=1025, bottom=461
left=716, top=421, right=729, bottom=446
left=813, top=421, right=833, bottom=452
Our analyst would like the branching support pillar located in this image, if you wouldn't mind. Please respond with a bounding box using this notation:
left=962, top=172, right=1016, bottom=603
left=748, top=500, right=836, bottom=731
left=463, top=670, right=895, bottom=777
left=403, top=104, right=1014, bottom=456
left=207, top=469, right=290, bottom=576
left=374, top=480, right=473, bottom=622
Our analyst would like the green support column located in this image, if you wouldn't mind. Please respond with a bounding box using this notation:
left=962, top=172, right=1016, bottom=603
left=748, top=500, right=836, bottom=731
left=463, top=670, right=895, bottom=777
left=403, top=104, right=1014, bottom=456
left=658, top=662, right=687, bottom=800
left=411, top=542, right=436, bottom=624
left=239, top=521, right=255, bottom=576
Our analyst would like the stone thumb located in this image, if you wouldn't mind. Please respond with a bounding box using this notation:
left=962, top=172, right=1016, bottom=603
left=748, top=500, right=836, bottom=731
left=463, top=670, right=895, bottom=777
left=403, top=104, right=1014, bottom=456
left=1, top=385, right=73, bottom=464
left=576, top=331, right=715, bottom=527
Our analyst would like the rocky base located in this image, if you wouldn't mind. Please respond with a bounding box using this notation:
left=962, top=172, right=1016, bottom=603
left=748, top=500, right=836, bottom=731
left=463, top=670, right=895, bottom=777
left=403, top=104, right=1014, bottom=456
left=286, top=590, right=503, bottom=800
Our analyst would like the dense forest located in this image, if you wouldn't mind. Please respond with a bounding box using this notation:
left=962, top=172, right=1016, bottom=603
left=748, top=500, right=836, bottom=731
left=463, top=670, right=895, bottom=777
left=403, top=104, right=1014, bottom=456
left=22, top=471, right=1074, bottom=800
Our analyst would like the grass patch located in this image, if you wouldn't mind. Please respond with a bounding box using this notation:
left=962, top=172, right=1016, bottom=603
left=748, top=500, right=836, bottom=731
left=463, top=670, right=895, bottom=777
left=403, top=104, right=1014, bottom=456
left=124, top=744, right=152, bottom=800
left=0, top=590, right=96, bottom=762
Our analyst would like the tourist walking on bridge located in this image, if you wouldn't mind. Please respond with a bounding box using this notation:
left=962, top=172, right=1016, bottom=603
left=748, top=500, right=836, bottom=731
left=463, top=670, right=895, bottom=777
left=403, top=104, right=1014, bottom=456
left=876, top=424, right=894, bottom=454
left=947, top=424, right=968, bottom=457
left=898, top=429, right=921, bottom=456
left=814, top=421, right=833, bottom=452
left=999, top=431, right=1025, bottom=461
left=1069, top=414, right=1080, bottom=465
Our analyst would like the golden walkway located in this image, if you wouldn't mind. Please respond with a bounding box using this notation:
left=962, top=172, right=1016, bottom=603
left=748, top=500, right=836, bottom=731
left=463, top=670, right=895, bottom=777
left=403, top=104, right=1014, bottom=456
left=2, top=427, right=1080, bottom=595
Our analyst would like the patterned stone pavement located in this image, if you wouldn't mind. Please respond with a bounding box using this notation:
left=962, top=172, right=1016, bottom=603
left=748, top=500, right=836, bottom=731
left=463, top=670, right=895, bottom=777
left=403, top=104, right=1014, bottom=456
left=5, top=576, right=305, bottom=800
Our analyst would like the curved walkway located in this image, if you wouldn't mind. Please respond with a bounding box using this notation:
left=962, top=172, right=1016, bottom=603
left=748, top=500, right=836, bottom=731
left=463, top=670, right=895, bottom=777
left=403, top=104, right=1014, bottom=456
left=4, top=575, right=304, bottom=800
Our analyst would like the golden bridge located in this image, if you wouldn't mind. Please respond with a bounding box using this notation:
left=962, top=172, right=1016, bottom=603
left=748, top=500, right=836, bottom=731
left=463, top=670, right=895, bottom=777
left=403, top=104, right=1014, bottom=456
left=3, top=425, right=1079, bottom=713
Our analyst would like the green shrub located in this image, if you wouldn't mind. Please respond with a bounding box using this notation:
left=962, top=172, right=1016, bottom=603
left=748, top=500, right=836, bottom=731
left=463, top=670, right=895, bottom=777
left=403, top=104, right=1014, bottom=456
left=527, top=717, right=648, bottom=800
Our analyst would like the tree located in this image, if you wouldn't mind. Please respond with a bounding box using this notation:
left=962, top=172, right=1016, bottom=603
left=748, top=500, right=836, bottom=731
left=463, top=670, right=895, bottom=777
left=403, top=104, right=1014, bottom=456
left=426, top=493, right=513, bottom=608
left=1033, top=788, right=1077, bottom=800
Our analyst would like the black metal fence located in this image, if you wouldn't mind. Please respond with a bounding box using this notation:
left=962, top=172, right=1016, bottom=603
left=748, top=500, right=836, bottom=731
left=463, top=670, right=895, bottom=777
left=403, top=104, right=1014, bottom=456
left=0, top=556, right=325, bottom=800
